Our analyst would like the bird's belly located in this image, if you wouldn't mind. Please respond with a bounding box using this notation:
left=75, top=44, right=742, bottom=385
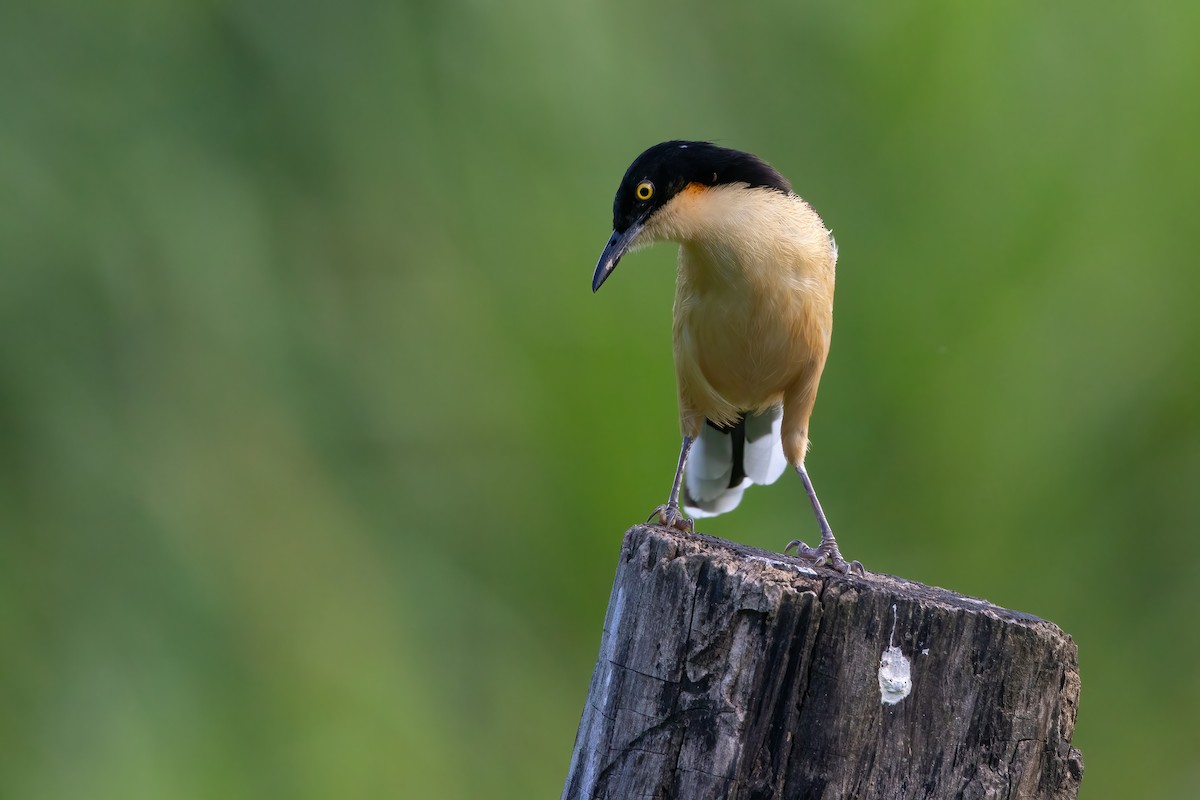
left=697, top=333, right=791, bottom=409
left=684, top=295, right=804, bottom=410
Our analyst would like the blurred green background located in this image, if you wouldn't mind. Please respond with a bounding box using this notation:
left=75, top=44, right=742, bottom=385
left=2, top=0, right=1197, bottom=797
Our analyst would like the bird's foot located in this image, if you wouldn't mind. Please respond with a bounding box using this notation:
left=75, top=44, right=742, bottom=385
left=648, top=504, right=694, bottom=533
left=784, top=538, right=865, bottom=576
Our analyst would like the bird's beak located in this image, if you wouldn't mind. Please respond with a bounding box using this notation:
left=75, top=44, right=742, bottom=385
left=592, top=220, right=645, bottom=292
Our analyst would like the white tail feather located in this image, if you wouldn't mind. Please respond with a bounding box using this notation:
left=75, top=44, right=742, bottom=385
left=742, top=406, right=788, bottom=485
left=685, top=423, right=734, bottom=503
left=686, top=478, right=751, bottom=517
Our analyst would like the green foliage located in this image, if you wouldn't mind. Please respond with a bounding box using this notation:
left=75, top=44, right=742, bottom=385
left=2, top=1, right=1198, bottom=797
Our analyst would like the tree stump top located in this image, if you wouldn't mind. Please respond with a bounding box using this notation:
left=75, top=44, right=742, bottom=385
left=563, top=524, right=1083, bottom=800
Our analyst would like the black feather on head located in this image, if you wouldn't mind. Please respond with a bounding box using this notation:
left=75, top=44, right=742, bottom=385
left=611, top=141, right=792, bottom=233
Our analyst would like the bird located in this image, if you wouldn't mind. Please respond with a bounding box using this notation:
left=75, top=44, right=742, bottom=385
left=591, top=140, right=861, bottom=574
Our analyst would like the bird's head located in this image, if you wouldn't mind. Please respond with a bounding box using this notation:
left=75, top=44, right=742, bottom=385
left=591, top=141, right=792, bottom=292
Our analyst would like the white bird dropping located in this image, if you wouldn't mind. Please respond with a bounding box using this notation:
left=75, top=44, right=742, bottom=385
left=878, top=604, right=912, bottom=705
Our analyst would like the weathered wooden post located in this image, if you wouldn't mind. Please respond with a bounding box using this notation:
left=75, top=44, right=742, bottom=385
left=562, top=525, right=1083, bottom=800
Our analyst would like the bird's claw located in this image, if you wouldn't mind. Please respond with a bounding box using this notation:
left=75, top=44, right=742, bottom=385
left=649, top=504, right=694, bottom=533
left=784, top=538, right=865, bottom=576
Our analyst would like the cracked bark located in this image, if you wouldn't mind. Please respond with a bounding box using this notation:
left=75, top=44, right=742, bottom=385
left=561, top=525, right=1083, bottom=800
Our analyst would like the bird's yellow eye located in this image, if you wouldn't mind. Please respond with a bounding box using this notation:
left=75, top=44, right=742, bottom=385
left=635, top=181, right=654, bottom=201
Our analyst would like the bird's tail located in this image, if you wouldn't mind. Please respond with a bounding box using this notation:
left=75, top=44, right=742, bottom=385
left=683, top=405, right=789, bottom=517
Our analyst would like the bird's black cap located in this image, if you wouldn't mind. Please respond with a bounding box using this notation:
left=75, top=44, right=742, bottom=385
left=611, top=141, right=792, bottom=235
left=592, top=141, right=792, bottom=291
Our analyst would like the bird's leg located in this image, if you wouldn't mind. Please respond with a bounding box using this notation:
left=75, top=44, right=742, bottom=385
left=785, top=464, right=865, bottom=575
left=648, top=435, right=695, bottom=533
